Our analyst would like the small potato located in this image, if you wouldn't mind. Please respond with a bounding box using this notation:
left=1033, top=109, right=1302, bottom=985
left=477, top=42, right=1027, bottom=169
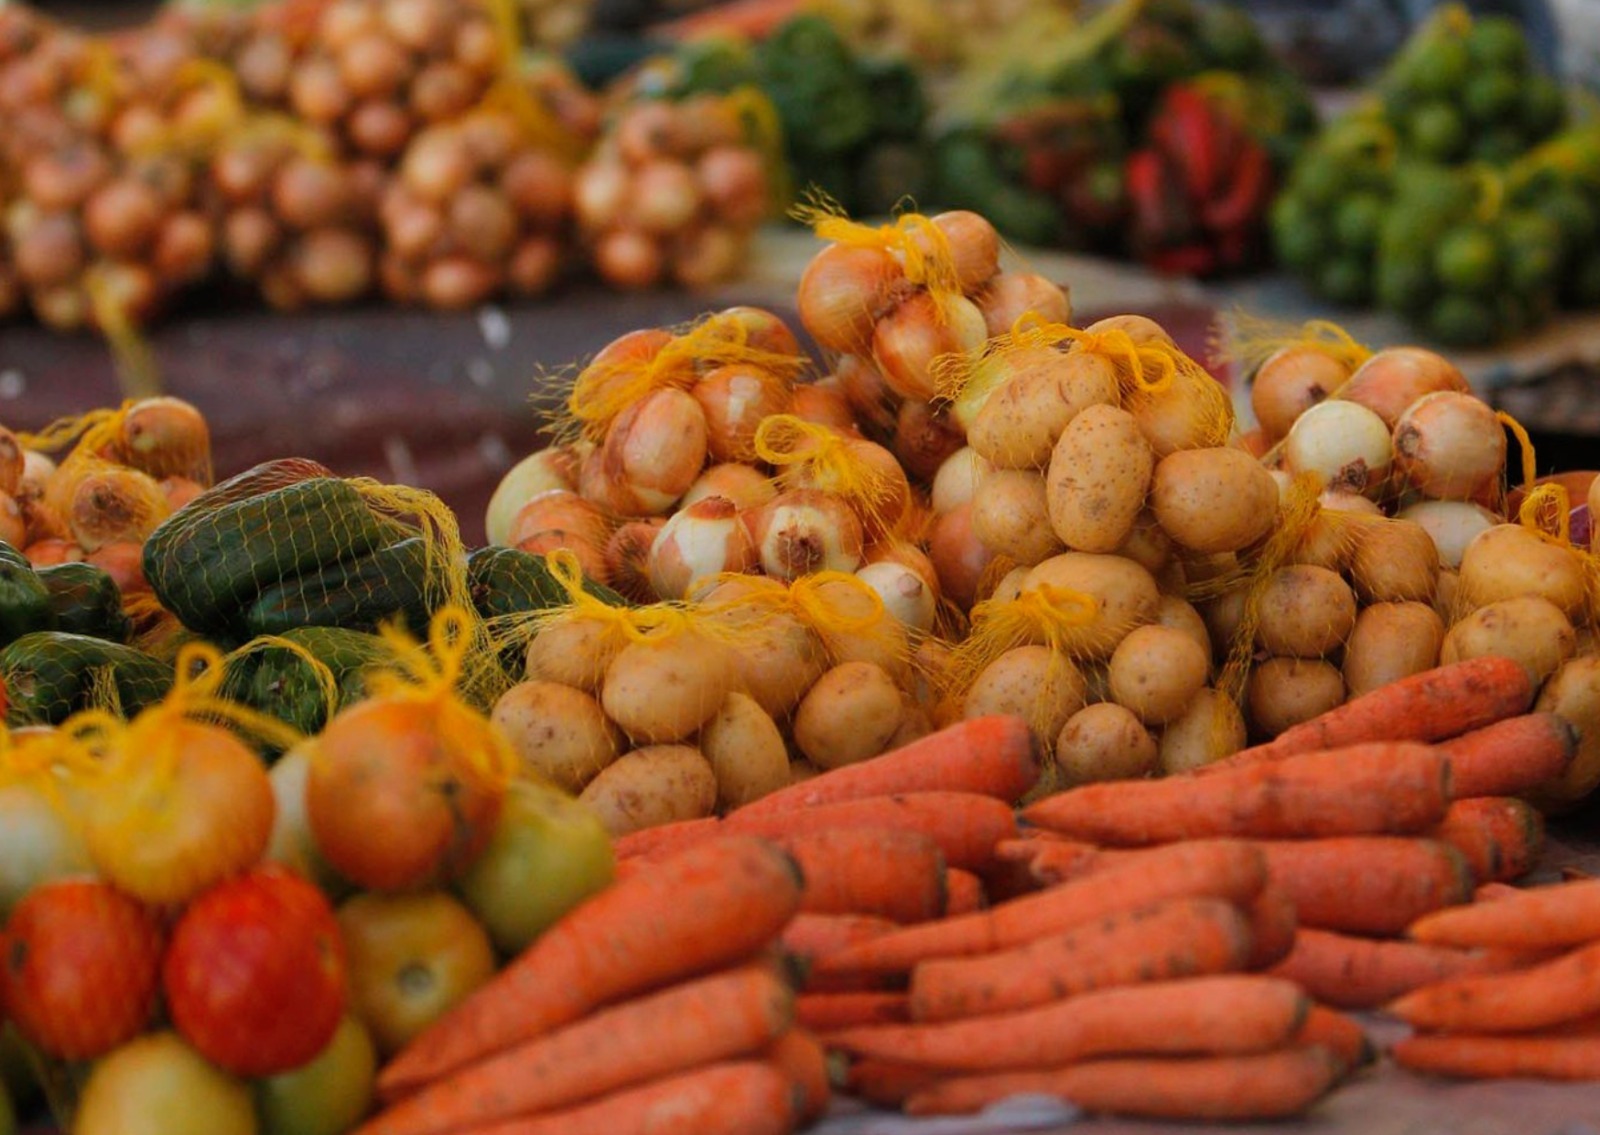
left=1254, top=565, right=1358, bottom=658
left=968, top=349, right=1117, bottom=470
left=793, top=661, right=904, bottom=770
left=1055, top=702, right=1159, bottom=786
left=971, top=469, right=1065, bottom=566
left=1342, top=601, right=1446, bottom=698
left=1458, top=524, right=1589, bottom=620
left=1108, top=625, right=1210, bottom=726
left=578, top=745, right=717, bottom=836
left=1020, top=552, right=1161, bottom=660
left=699, top=578, right=826, bottom=716
left=525, top=617, right=623, bottom=692
left=1046, top=404, right=1153, bottom=553
left=1124, top=359, right=1235, bottom=457
left=806, top=577, right=912, bottom=685
left=1434, top=568, right=1460, bottom=625
left=491, top=680, right=622, bottom=793
left=1529, top=657, right=1600, bottom=813
left=1112, top=508, right=1175, bottom=576
left=1158, top=688, right=1247, bottom=775
left=888, top=695, right=934, bottom=750
left=1245, top=657, right=1346, bottom=739
left=1348, top=518, right=1440, bottom=604
left=1151, top=447, right=1278, bottom=554
left=1441, top=596, right=1576, bottom=688
left=1154, top=595, right=1214, bottom=674
left=963, top=645, right=1087, bottom=749
left=1198, top=587, right=1247, bottom=660
left=699, top=692, right=791, bottom=810
left=601, top=633, right=734, bottom=743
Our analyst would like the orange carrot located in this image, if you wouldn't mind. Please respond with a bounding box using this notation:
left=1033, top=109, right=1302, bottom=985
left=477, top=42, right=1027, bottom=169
left=815, top=839, right=1267, bottom=975
left=764, top=1030, right=830, bottom=1124
left=1392, top=1033, right=1600, bottom=1081
left=1268, top=927, right=1527, bottom=1010
left=1243, top=883, right=1299, bottom=970
left=840, top=1058, right=942, bottom=1109
left=1024, top=743, right=1450, bottom=845
left=780, top=827, right=946, bottom=924
left=944, top=869, right=985, bottom=916
left=376, top=837, right=803, bottom=1097
left=1292, top=1005, right=1373, bottom=1070
left=829, top=975, right=1309, bottom=1071
left=453, top=1061, right=797, bottom=1135
left=1409, top=878, right=1600, bottom=949
left=733, top=715, right=1037, bottom=819
left=1387, top=939, right=1600, bottom=1032
left=727, top=792, right=1017, bottom=872
left=781, top=914, right=898, bottom=966
left=1254, top=837, right=1473, bottom=936
left=903, top=1046, right=1344, bottom=1120
left=1026, top=841, right=1122, bottom=885
left=907, top=897, right=1253, bottom=1022
left=1438, top=713, right=1577, bottom=799
left=1427, top=797, right=1545, bottom=884
left=1474, top=881, right=1524, bottom=903
left=355, top=962, right=793, bottom=1135
left=795, top=992, right=909, bottom=1031
left=613, top=816, right=724, bottom=861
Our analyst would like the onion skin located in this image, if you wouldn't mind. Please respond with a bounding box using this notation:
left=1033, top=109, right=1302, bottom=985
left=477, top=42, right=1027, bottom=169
left=486, top=448, right=580, bottom=546
left=1340, top=347, right=1469, bottom=429
left=1251, top=346, right=1347, bottom=442
left=797, top=243, right=905, bottom=354
left=924, top=211, right=1001, bottom=294
left=508, top=489, right=611, bottom=552
left=893, top=400, right=965, bottom=483
left=680, top=463, right=777, bottom=512
left=977, top=271, right=1071, bottom=337
left=790, top=381, right=859, bottom=436
left=1283, top=399, right=1393, bottom=497
left=1392, top=392, right=1506, bottom=501
left=693, top=365, right=791, bottom=464
left=931, top=447, right=992, bottom=515
left=648, top=496, right=755, bottom=600
left=599, top=387, right=709, bottom=515
left=604, top=518, right=665, bottom=603
left=856, top=559, right=936, bottom=633
left=927, top=501, right=995, bottom=611
left=872, top=291, right=988, bottom=402
left=744, top=489, right=864, bottom=581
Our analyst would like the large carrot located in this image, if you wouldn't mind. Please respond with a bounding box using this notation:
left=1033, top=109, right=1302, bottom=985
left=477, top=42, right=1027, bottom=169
left=828, top=975, right=1309, bottom=1071
left=1293, top=1005, right=1373, bottom=1070
left=1386, top=939, right=1600, bottom=1033
left=727, top=792, right=1017, bottom=872
left=1022, top=840, right=1118, bottom=885
left=903, top=1046, right=1344, bottom=1120
left=376, top=837, right=804, bottom=1097
left=1024, top=743, right=1450, bottom=845
left=1243, top=884, right=1299, bottom=970
left=841, top=1058, right=942, bottom=1109
left=1408, top=878, right=1600, bottom=949
left=613, top=817, right=723, bottom=861
left=1392, top=1033, right=1600, bottom=1080
left=733, top=715, right=1037, bottom=819
left=795, top=992, right=909, bottom=1031
left=1268, top=928, right=1527, bottom=1010
left=355, top=962, right=793, bottom=1135
left=1427, top=797, right=1545, bottom=884
left=781, top=914, right=898, bottom=966
left=1438, top=713, right=1577, bottom=798
left=453, top=1061, right=797, bottom=1135
left=815, top=840, right=1267, bottom=975
left=944, top=869, right=986, bottom=916
left=907, top=897, right=1253, bottom=1022
left=1254, top=837, right=1473, bottom=936
left=780, top=828, right=946, bottom=924
left=764, top=1030, right=830, bottom=1124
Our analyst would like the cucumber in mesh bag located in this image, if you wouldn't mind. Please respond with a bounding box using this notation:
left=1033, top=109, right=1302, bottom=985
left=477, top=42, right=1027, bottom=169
left=0, top=541, right=55, bottom=648
left=221, top=626, right=398, bottom=741
left=1, top=631, right=171, bottom=726
left=243, top=536, right=438, bottom=638
left=36, top=561, right=132, bottom=643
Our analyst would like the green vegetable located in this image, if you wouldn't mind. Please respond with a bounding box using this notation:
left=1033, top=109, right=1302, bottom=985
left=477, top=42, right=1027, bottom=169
left=0, top=543, right=54, bottom=650
left=0, top=632, right=171, bottom=726
left=36, top=562, right=130, bottom=643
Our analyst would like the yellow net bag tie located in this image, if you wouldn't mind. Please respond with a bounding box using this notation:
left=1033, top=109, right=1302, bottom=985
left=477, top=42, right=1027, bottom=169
left=791, top=190, right=964, bottom=304
left=84, top=267, right=163, bottom=401
left=1062, top=327, right=1179, bottom=394
left=1516, top=483, right=1572, bottom=548
left=128, top=58, right=248, bottom=162
left=788, top=571, right=890, bottom=636
left=931, top=310, right=1078, bottom=404
left=233, top=111, right=337, bottom=164
left=1211, top=311, right=1374, bottom=381
left=218, top=633, right=345, bottom=723
left=536, top=549, right=741, bottom=648
left=755, top=413, right=896, bottom=508
left=1497, top=410, right=1539, bottom=496
left=0, top=724, right=107, bottom=818
left=16, top=402, right=129, bottom=456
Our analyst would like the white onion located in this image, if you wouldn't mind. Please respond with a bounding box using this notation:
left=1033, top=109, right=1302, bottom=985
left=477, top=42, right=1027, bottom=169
left=1283, top=399, right=1393, bottom=496
left=485, top=447, right=579, bottom=546
left=744, top=489, right=864, bottom=581
left=648, top=496, right=756, bottom=599
left=1397, top=499, right=1501, bottom=569
left=1393, top=391, right=1506, bottom=501
left=855, top=560, right=937, bottom=634
left=931, top=447, right=993, bottom=515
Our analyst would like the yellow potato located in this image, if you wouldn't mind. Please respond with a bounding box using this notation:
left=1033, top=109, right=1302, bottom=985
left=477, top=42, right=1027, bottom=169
left=1124, top=361, right=1235, bottom=458
left=1348, top=518, right=1440, bottom=604
left=1343, top=602, right=1446, bottom=698
left=1055, top=702, right=1159, bottom=786
left=1441, top=596, right=1576, bottom=688
left=1020, top=552, right=1161, bottom=660
left=963, top=645, right=1088, bottom=750
left=1458, top=524, right=1588, bottom=620
left=1245, top=657, right=1346, bottom=738
left=1046, top=404, right=1154, bottom=554
left=1254, top=565, right=1358, bottom=658
left=1108, top=624, right=1210, bottom=726
left=1151, top=447, right=1279, bottom=554
left=1154, top=595, right=1214, bottom=675
left=971, top=468, right=1065, bottom=566
left=889, top=695, right=935, bottom=751
left=577, top=745, right=717, bottom=836
left=968, top=349, right=1118, bottom=470
left=699, top=578, right=826, bottom=716
left=1198, top=587, right=1248, bottom=660
left=805, top=577, right=912, bottom=686
left=490, top=680, right=622, bottom=793
left=699, top=692, right=791, bottom=810
left=793, top=661, right=904, bottom=770
left=1529, top=657, right=1600, bottom=813
left=1434, top=568, right=1461, bottom=625
left=1288, top=497, right=1380, bottom=573
left=1112, top=508, right=1175, bottom=577
left=525, top=617, right=622, bottom=692
left=1158, top=688, right=1247, bottom=774
left=601, top=632, right=734, bottom=744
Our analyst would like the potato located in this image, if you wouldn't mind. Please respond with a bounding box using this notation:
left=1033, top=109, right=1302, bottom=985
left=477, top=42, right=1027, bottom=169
left=1046, top=405, right=1153, bottom=553
left=968, top=349, right=1117, bottom=470
left=1125, top=360, right=1235, bottom=458
left=525, top=617, right=622, bottom=692
left=788, top=759, right=822, bottom=785
left=1441, top=596, right=1576, bottom=688
left=1246, top=657, right=1346, bottom=738
left=1158, top=688, right=1247, bottom=774
left=1343, top=602, right=1445, bottom=698
left=1289, top=500, right=1378, bottom=572
left=699, top=579, right=826, bottom=716
left=1020, top=552, right=1161, bottom=660
left=1154, top=595, right=1214, bottom=674
left=577, top=745, right=716, bottom=836
left=1198, top=587, right=1247, bottom=661
left=1055, top=703, right=1159, bottom=786
left=793, top=661, right=904, bottom=769
left=1434, top=568, right=1460, bottom=625
left=1529, top=657, right=1600, bottom=813
left=1458, top=524, right=1588, bottom=620
left=1349, top=518, right=1440, bottom=604
left=699, top=692, right=790, bottom=810
left=806, top=577, right=912, bottom=685
left=490, top=681, right=622, bottom=793
left=971, top=469, right=1065, bottom=565
left=1151, top=447, right=1278, bottom=554
left=1081, top=314, right=1175, bottom=346
left=1254, top=565, right=1357, bottom=658
left=1108, top=625, right=1210, bottom=726
left=601, top=633, right=734, bottom=743
left=889, top=695, right=935, bottom=750
left=1112, top=508, right=1175, bottom=576
left=963, top=645, right=1087, bottom=748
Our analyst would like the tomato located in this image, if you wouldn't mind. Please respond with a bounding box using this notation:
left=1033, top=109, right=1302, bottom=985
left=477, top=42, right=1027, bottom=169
left=456, top=780, right=615, bottom=955
left=336, top=890, right=496, bottom=1058
left=0, top=878, right=164, bottom=1061
left=0, top=781, right=93, bottom=919
left=81, top=719, right=276, bottom=906
left=255, top=1015, right=376, bottom=1135
left=74, top=1031, right=257, bottom=1135
left=163, top=865, right=346, bottom=1077
left=264, top=743, right=353, bottom=902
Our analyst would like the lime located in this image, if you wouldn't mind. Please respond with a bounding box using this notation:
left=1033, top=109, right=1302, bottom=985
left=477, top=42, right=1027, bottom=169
left=1271, top=195, right=1329, bottom=273
left=1471, top=128, right=1531, bottom=166
left=1433, top=225, right=1502, bottom=295
left=1334, top=193, right=1387, bottom=255
left=1463, top=70, right=1522, bottom=124
left=1521, top=75, right=1569, bottom=141
left=1406, top=36, right=1471, bottom=98
left=1375, top=254, right=1435, bottom=316
left=1294, top=150, right=1350, bottom=209
left=1429, top=293, right=1499, bottom=347
left=1537, top=189, right=1600, bottom=250
left=1318, top=255, right=1372, bottom=306
left=1502, top=211, right=1563, bottom=292
left=1408, top=102, right=1467, bottom=162
left=1466, top=16, right=1529, bottom=71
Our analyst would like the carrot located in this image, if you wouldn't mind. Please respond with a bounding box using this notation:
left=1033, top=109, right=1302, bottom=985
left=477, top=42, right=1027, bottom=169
left=1268, top=927, right=1528, bottom=1010
left=1392, top=1033, right=1600, bottom=1081
left=1438, top=712, right=1578, bottom=799
left=907, top=897, right=1253, bottom=1023
left=780, top=827, right=946, bottom=924
left=795, top=992, right=909, bottom=1031
left=1243, top=884, right=1299, bottom=970
left=1026, top=841, right=1121, bottom=885
left=376, top=837, right=804, bottom=1097
left=1474, top=881, right=1525, bottom=903
left=780, top=914, right=898, bottom=966
left=1427, top=797, right=1545, bottom=884
left=1408, top=878, right=1600, bottom=950
left=1292, top=1005, right=1373, bottom=1070
left=764, top=1030, right=830, bottom=1124
left=355, top=962, right=793, bottom=1135
left=451, top=1061, right=797, bottom=1135
left=815, top=839, right=1267, bottom=975
left=829, top=975, right=1309, bottom=1071
left=733, top=715, right=1037, bottom=819
left=1387, top=939, right=1600, bottom=1033
left=613, top=816, right=723, bottom=861
left=840, top=1058, right=942, bottom=1109
left=903, top=1046, right=1345, bottom=1120
left=1024, top=743, right=1450, bottom=845
left=1254, top=837, right=1473, bottom=936
left=944, top=869, right=985, bottom=916
left=727, top=791, right=1017, bottom=872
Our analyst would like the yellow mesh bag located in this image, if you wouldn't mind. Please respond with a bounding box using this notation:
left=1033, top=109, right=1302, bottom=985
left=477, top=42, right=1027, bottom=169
left=754, top=414, right=909, bottom=538
left=791, top=190, right=965, bottom=309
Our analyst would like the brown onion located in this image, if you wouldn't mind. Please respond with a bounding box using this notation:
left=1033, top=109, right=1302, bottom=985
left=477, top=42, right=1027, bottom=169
left=0, top=492, right=24, bottom=549
left=671, top=225, right=746, bottom=290
left=210, top=143, right=277, bottom=205
left=856, top=559, right=937, bottom=633
left=872, top=291, right=988, bottom=401
left=790, top=380, right=858, bottom=435
left=85, top=541, right=149, bottom=594
left=616, top=102, right=679, bottom=165
left=223, top=207, right=281, bottom=278
left=693, top=364, right=790, bottom=463
left=289, top=228, right=373, bottom=304
left=348, top=99, right=412, bottom=156
left=920, top=210, right=1000, bottom=293
left=289, top=57, right=352, bottom=125
left=453, top=18, right=501, bottom=76
left=744, top=488, right=864, bottom=580
left=509, top=488, right=611, bottom=549
left=695, top=145, right=768, bottom=227
left=24, top=537, right=84, bottom=568
left=23, top=143, right=110, bottom=210
left=680, top=463, right=777, bottom=512
left=161, top=476, right=205, bottom=511
left=1340, top=347, right=1469, bottom=429
left=593, top=229, right=664, bottom=291
left=631, top=160, right=702, bottom=236
left=0, top=428, right=22, bottom=497
left=893, top=399, right=965, bottom=483
left=410, top=60, right=477, bottom=122
left=402, top=128, right=474, bottom=203
left=67, top=466, right=170, bottom=551
left=797, top=243, right=905, bottom=353
left=338, top=32, right=408, bottom=100
left=449, top=184, right=517, bottom=262
left=1251, top=346, right=1348, bottom=442
left=1393, top=391, right=1506, bottom=501
left=152, top=211, right=214, bottom=284
left=573, top=160, right=629, bottom=232
left=604, top=518, right=666, bottom=603
left=927, top=501, right=994, bottom=610
left=507, top=236, right=563, bottom=296
left=318, top=0, right=378, bottom=51
left=382, top=191, right=445, bottom=260
left=833, top=355, right=899, bottom=441
left=599, top=387, right=708, bottom=514
left=486, top=447, right=581, bottom=545
left=502, top=151, right=572, bottom=228
left=383, top=0, right=448, bottom=51
left=272, top=157, right=350, bottom=230
left=648, top=496, right=756, bottom=599
left=977, top=271, right=1071, bottom=337
left=122, top=396, right=210, bottom=481
left=83, top=179, right=163, bottom=258
left=713, top=306, right=801, bottom=362
left=235, top=33, right=292, bottom=101
left=930, top=447, right=992, bottom=515
left=420, top=255, right=500, bottom=311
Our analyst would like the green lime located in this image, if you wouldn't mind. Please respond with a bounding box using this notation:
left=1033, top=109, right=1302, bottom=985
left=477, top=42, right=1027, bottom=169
left=1472, top=128, right=1532, bottom=166
left=1429, top=293, right=1499, bottom=347
left=1521, top=75, right=1569, bottom=140
left=1433, top=225, right=1502, bottom=295
left=1294, top=150, right=1350, bottom=208
left=1502, top=211, right=1563, bottom=292
left=1376, top=253, right=1436, bottom=316
left=1466, top=16, right=1529, bottom=71
left=1318, top=255, right=1372, bottom=306
left=1271, top=194, right=1329, bottom=273
left=1408, top=102, right=1468, bottom=162
left=1537, top=188, right=1600, bottom=250
left=1334, top=193, right=1387, bottom=255
left=1406, top=36, right=1471, bottom=98
left=1463, top=70, right=1522, bottom=124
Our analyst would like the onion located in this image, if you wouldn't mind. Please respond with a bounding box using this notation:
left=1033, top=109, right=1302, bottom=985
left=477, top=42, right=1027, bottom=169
left=797, top=243, right=905, bottom=353
left=348, top=99, right=412, bottom=156
left=648, top=496, right=756, bottom=599
left=918, top=211, right=1000, bottom=293
left=67, top=466, right=169, bottom=551
left=593, top=229, right=664, bottom=290
left=631, top=160, right=701, bottom=236
left=1292, top=490, right=1382, bottom=571
left=0, top=493, right=24, bottom=549
left=109, top=104, right=165, bottom=154
left=834, top=355, right=898, bottom=440
left=449, top=184, right=517, bottom=262
left=671, top=224, right=746, bottom=289
left=223, top=207, right=281, bottom=278
left=377, top=250, right=421, bottom=303
left=23, top=143, right=110, bottom=210
left=454, top=18, right=501, bottom=76
left=693, top=364, right=790, bottom=463
left=272, top=157, right=350, bottom=230
left=1396, top=499, right=1500, bottom=570
left=1340, top=347, right=1469, bottom=429
left=486, top=447, right=580, bottom=545
left=402, top=128, right=474, bottom=204
left=681, top=463, right=776, bottom=512
left=338, top=32, right=408, bottom=99
left=152, top=211, right=214, bottom=284
left=410, top=61, right=476, bottom=122
left=893, top=400, right=965, bottom=483
left=460, top=114, right=520, bottom=169
left=24, top=537, right=83, bottom=567
left=13, top=211, right=83, bottom=287
left=508, top=488, right=611, bottom=551
left=211, top=144, right=275, bottom=205
left=381, top=190, right=444, bottom=259
left=931, top=447, right=992, bottom=514
left=604, top=518, right=665, bottom=603
left=85, top=541, right=149, bottom=594
left=744, top=488, right=864, bottom=580
left=0, top=429, right=22, bottom=497
left=383, top=0, right=448, bottom=51
left=86, top=262, right=159, bottom=328
left=289, top=228, right=373, bottom=304
left=507, top=236, right=563, bottom=296
left=856, top=559, right=937, bottom=634
left=872, top=291, right=988, bottom=402
left=122, top=396, right=210, bottom=481
left=32, top=284, right=89, bottom=331
left=236, top=34, right=292, bottom=101
left=695, top=145, right=768, bottom=227
left=615, top=101, right=680, bottom=165
left=927, top=500, right=994, bottom=610
left=573, top=160, right=629, bottom=232
left=161, top=476, right=205, bottom=511
left=1393, top=392, right=1506, bottom=501
left=318, top=0, right=377, bottom=50
left=977, top=271, right=1071, bottom=337
left=1235, top=428, right=1272, bottom=459
left=1283, top=399, right=1393, bottom=496
left=502, top=151, right=572, bottom=228
left=1590, top=478, right=1600, bottom=552
left=84, top=179, right=163, bottom=258
left=289, top=57, right=352, bottom=125
left=1251, top=347, right=1348, bottom=442
left=419, top=255, right=500, bottom=311
left=712, top=306, right=801, bottom=359
left=790, top=379, right=859, bottom=435
left=599, top=387, right=708, bottom=514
